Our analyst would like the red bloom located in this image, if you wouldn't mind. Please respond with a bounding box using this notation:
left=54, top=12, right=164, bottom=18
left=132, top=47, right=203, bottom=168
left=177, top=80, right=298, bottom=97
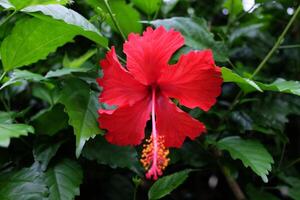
left=98, top=26, right=223, bottom=180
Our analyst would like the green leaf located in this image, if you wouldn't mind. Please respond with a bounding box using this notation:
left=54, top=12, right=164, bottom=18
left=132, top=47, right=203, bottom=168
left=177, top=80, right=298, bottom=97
left=246, top=184, right=280, bottom=200
left=22, top=4, right=108, bottom=46
left=87, top=0, right=142, bottom=36
left=45, top=67, right=92, bottom=78
left=150, top=17, right=228, bottom=62
left=148, top=169, right=192, bottom=200
left=223, top=0, right=243, bottom=15
left=9, top=0, right=69, bottom=10
left=217, top=136, right=274, bottom=182
left=0, top=111, right=15, bottom=123
left=222, top=67, right=300, bottom=96
left=257, top=78, right=300, bottom=96
left=161, top=0, right=178, bottom=15
left=0, top=0, right=14, bottom=9
left=82, top=136, right=140, bottom=171
left=32, top=83, right=59, bottom=105
left=0, top=18, right=76, bottom=71
left=105, top=174, right=135, bottom=200
left=229, top=23, right=265, bottom=43
left=33, top=138, right=64, bottom=171
left=132, top=0, right=161, bottom=15
left=106, top=0, right=142, bottom=35
left=221, top=67, right=262, bottom=93
left=45, top=159, right=83, bottom=200
left=0, top=70, right=45, bottom=90
left=287, top=187, right=300, bottom=200
left=63, top=49, right=97, bottom=68
left=278, top=175, right=300, bottom=200
left=229, top=111, right=253, bottom=132
left=0, top=164, right=48, bottom=200
left=250, top=95, right=299, bottom=137
left=59, top=78, right=102, bottom=157
left=0, top=123, right=34, bottom=147
left=31, top=104, right=69, bottom=136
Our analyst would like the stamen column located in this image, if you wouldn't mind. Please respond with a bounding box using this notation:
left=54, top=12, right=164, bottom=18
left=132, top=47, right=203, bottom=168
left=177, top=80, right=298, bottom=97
left=140, top=86, right=170, bottom=180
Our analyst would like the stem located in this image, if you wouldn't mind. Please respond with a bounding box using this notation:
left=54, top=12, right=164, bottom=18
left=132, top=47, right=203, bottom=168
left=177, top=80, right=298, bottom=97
left=220, top=165, right=246, bottom=200
left=0, top=97, right=10, bottom=111
left=117, top=55, right=126, bottom=64
left=152, top=3, right=161, bottom=20
left=224, top=5, right=300, bottom=114
left=0, top=71, right=7, bottom=83
left=133, top=178, right=141, bottom=200
left=278, top=44, right=300, bottom=49
left=133, top=186, right=137, bottom=200
left=105, top=46, right=126, bottom=64
left=228, top=91, right=243, bottom=111
left=227, top=3, right=258, bottom=30
left=226, top=0, right=234, bottom=32
left=213, top=149, right=246, bottom=200
left=250, top=5, right=300, bottom=79
left=103, top=0, right=126, bottom=41
left=0, top=10, right=16, bottom=27
left=278, top=143, right=286, bottom=170
left=285, top=157, right=300, bottom=169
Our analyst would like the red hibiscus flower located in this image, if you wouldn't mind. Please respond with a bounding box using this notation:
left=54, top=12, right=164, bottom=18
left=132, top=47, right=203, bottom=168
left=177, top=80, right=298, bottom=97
left=97, top=26, right=223, bottom=180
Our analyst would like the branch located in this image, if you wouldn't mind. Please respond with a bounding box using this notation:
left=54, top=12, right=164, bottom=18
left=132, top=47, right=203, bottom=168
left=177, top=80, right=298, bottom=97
left=103, top=0, right=126, bottom=41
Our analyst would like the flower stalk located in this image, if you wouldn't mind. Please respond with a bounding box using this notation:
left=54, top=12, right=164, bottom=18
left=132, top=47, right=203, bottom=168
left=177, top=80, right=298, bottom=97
left=103, top=0, right=126, bottom=41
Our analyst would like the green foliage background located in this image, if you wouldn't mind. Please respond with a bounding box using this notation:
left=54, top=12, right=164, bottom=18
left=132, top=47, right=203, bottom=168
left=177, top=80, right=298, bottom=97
left=0, top=0, right=300, bottom=199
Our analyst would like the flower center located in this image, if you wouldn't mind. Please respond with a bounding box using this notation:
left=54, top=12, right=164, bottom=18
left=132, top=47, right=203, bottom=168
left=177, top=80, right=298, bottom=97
left=140, top=86, right=170, bottom=180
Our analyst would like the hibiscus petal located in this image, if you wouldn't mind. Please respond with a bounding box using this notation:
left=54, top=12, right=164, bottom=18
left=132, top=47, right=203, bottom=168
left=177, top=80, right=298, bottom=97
left=156, top=94, right=206, bottom=148
left=158, top=50, right=223, bottom=111
left=99, top=97, right=151, bottom=146
left=124, top=26, right=184, bottom=85
left=98, top=47, right=148, bottom=107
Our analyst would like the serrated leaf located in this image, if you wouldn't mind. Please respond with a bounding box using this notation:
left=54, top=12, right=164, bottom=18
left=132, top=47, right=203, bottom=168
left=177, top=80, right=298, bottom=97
left=59, top=78, right=102, bottom=157
left=45, top=67, right=92, bottom=78
left=221, top=67, right=262, bottom=92
left=0, top=0, right=14, bottom=9
left=33, top=138, right=64, bottom=171
left=45, top=159, right=83, bottom=200
left=148, top=169, right=192, bottom=200
left=87, top=0, right=142, bottom=36
left=0, top=18, right=76, bottom=71
left=0, top=164, right=48, bottom=200
left=222, top=67, right=300, bottom=96
left=0, top=111, right=15, bottom=123
left=22, top=4, right=107, bottom=46
left=132, top=0, right=161, bottom=15
left=0, top=123, right=34, bottom=147
left=9, top=0, right=69, bottom=10
left=82, top=136, right=140, bottom=171
left=150, top=17, right=228, bottom=62
left=217, top=136, right=274, bottom=182
left=257, top=78, right=300, bottom=96
left=0, top=70, right=45, bottom=90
